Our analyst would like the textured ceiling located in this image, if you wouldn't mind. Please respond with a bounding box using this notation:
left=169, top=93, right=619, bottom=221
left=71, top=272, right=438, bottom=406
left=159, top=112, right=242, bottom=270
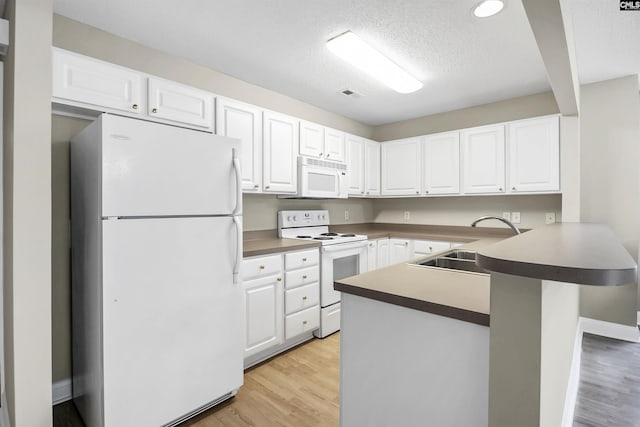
left=53, top=0, right=554, bottom=125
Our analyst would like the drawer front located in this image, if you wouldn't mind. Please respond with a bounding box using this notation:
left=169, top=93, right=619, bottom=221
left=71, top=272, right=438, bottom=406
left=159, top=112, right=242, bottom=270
left=285, top=266, right=319, bottom=289
left=285, top=306, right=320, bottom=340
left=242, top=254, right=282, bottom=281
left=285, top=249, right=319, bottom=270
left=285, top=283, right=320, bottom=315
left=413, top=240, right=450, bottom=255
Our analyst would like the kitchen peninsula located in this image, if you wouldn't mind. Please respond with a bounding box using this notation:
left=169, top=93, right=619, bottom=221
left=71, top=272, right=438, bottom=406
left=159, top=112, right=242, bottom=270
left=336, top=223, right=637, bottom=427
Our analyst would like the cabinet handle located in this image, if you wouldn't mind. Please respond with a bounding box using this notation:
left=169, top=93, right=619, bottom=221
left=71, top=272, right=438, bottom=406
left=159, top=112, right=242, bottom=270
left=254, top=184, right=259, bottom=188
left=303, top=320, right=308, bottom=325
left=361, top=191, right=365, bottom=195
left=151, top=107, right=158, bottom=113
left=369, top=243, right=374, bottom=247
left=319, top=152, right=323, bottom=157
left=302, top=296, right=308, bottom=301
left=429, top=246, right=433, bottom=251
left=512, top=186, right=516, bottom=190
left=499, top=187, right=503, bottom=191
left=326, top=153, right=330, bottom=158
left=425, top=190, right=429, bottom=194
left=265, top=185, right=270, bottom=189
left=302, top=257, right=307, bottom=262
left=276, top=277, right=282, bottom=282
left=303, top=275, right=308, bottom=279
left=404, top=242, right=409, bottom=246
left=366, top=191, right=370, bottom=195
left=259, top=265, right=265, bottom=269
left=132, top=103, right=138, bottom=110
left=415, top=191, right=419, bottom=194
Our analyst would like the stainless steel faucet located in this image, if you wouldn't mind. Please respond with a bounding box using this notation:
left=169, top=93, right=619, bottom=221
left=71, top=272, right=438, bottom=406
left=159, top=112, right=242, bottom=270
left=471, top=216, right=521, bottom=235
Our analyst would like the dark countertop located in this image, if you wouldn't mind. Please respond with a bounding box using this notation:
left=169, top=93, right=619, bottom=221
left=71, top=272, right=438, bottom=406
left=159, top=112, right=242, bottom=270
left=477, top=223, right=637, bottom=286
left=243, top=230, right=321, bottom=257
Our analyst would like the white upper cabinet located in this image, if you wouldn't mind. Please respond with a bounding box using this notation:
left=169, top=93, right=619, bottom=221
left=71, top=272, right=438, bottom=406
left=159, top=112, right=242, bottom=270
left=52, top=47, right=143, bottom=115
left=147, top=77, right=214, bottom=129
left=263, top=111, right=298, bottom=194
left=422, top=131, right=460, bottom=196
left=461, top=125, right=505, bottom=194
left=299, top=122, right=346, bottom=163
left=364, top=139, right=381, bottom=196
left=324, top=128, right=346, bottom=162
left=346, top=134, right=365, bottom=196
left=507, top=116, right=560, bottom=193
left=216, top=97, right=263, bottom=192
left=381, top=137, right=422, bottom=196
left=299, top=121, right=325, bottom=158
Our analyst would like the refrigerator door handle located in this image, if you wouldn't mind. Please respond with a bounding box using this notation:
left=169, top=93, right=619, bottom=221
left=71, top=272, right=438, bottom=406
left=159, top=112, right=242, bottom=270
left=233, top=215, right=242, bottom=285
left=232, top=148, right=242, bottom=215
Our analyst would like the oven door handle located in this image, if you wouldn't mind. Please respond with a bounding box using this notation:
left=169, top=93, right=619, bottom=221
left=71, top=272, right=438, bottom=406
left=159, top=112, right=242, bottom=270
left=321, top=240, right=368, bottom=253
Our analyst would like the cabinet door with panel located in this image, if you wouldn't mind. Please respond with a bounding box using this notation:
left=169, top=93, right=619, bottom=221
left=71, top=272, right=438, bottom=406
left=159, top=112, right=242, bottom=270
left=507, top=116, right=560, bottom=193
left=413, top=240, right=451, bottom=257
left=381, top=138, right=422, bottom=196
left=376, top=238, right=390, bottom=268
left=364, top=140, right=381, bottom=196
left=422, top=132, right=460, bottom=195
left=52, top=48, right=144, bottom=115
left=461, top=125, right=505, bottom=194
left=347, top=134, right=365, bottom=196
left=367, top=240, right=377, bottom=271
left=147, top=77, right=214, bottom=129
left=216, top=98, right=262, bottom=191
left=389, top=238, right=412, bottom=264
left=324, top=127, right=346, bottom=162
left=263, top=111, right=298, bottom=193
left=299, top=120, right=324, bottom=158
left=243, top=274, right=284, bottom=358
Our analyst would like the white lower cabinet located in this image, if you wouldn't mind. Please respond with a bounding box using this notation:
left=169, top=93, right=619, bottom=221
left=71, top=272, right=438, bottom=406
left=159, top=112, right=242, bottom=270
left=367, top=240, right=378, bottom=271
left=243, top=273, right=284, bottom=359
left=284, top=249, right=320, bottom=341
left=368, top=238, right=390, bottom=270
left=413, top=240, right=451, bottom=257
left=389, top=238, right=413, bottom=264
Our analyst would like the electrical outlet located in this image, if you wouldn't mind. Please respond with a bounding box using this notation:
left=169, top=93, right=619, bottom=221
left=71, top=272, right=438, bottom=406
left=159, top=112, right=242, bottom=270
left=511, top=212, right=521, bottom=224
left=545, top=212, right=556, bottom=224
left=404, top=211, right=411, bottom=220
left=344, top=210, right=349, bottom=221
left=502, top=212, right=511, bottom=221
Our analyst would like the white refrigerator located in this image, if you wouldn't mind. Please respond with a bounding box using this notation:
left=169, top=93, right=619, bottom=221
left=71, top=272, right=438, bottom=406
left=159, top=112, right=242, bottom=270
left=71, top=114, right=244, bottom=427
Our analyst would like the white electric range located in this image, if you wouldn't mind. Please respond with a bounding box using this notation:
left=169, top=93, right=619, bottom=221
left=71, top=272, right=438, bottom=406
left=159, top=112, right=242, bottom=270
left=278, top=210, right=368, bottom=337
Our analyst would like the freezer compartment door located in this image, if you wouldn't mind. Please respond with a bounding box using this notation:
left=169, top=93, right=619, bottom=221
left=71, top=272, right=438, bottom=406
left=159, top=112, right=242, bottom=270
left=101, top=114, right=240, bottom=217
left=102, top=217, right=243, bottom=426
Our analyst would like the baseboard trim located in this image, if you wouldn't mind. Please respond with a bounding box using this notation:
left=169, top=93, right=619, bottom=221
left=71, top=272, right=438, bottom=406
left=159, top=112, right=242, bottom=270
left=1, top=392, right=10, bottom=427
left=561, top=318, right=584, bottom=427
left=580, top=316, right=640, bottom=343
left=52, top=378, right=72, bottom=406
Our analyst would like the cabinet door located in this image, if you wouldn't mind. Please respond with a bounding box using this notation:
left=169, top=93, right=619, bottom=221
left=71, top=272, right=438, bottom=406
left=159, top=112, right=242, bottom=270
left=52, top=48, right=143, bottom=115
left=367, top=240, right=377, bottom=271
left=389, top=238, right=412, bottom=264
left=299, top=121, right=324, bottom=158
left=347, top=134, right=365, bottom=196
left=423, top=132, right=460, bottom=195
left=507, top=116, right=560, bottom=193
left=147, top=77, right=214, bottom=129
left=381, top=138, right=422, bottom=196
left=263, top=111, right=298, bottom=193
left=244, top=274, right=284, bottom=358
left=377, top=238, right=390, bottom=268
left=461, top=125, right=505, bottom=194
left=216, top=98, right=262, bottom=192
left=364, top=140, right=381, bottom=196
left=324, top=127, right=346, bottom=162
left=413, top=240, right=451, bottom=256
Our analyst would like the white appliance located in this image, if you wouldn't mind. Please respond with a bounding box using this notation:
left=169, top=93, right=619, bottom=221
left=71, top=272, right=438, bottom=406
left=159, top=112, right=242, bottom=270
left=289, top=156, right=349, bottom=199
left=70, top=114, right=244, bottom=427
left=278, top=210, right=367, bottom=337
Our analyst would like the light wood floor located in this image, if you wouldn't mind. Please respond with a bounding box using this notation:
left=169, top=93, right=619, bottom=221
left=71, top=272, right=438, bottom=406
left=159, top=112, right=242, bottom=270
left=54, top=333, right=340, bottom=427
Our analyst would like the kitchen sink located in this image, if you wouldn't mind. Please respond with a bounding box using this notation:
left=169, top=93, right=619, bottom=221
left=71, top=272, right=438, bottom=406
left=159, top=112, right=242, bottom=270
left=411, top=250, right=488, bottom=274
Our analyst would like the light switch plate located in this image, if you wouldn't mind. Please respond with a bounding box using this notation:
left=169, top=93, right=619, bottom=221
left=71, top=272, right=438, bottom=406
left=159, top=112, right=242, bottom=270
left=502, top=212, right=511, bottom=221
left=511, top=212, right=521, bottom=224
left=344, top=210, right=349, bottom=220
left=404, top=211, right=411, bottom=220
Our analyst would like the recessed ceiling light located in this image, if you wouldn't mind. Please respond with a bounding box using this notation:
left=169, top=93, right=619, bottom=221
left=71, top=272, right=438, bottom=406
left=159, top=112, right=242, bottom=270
left=473, top=0, right=504, bottom=18
left=326, top=31, right=423, bottom=94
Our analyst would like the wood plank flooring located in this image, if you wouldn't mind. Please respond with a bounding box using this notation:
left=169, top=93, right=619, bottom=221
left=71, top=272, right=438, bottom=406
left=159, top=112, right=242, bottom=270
left=573, top=332, right=640, bottom=427
left=53, top=333, right=340, bottom=427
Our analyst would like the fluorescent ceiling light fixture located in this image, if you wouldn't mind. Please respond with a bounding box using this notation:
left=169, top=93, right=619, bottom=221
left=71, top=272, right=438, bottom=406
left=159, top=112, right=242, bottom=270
left=473, top=0, right=504, bottom=17
left=327, top=31, right=423, bottom=94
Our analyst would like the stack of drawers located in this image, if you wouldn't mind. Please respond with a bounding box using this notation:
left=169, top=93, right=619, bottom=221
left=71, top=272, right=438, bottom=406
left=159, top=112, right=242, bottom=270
left=284, top=249, right=320, bottom=339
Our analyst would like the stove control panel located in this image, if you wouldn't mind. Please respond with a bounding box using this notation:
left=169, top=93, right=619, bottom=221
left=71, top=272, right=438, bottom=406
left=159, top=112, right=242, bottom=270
left=278, top=210, right=330, bottom=228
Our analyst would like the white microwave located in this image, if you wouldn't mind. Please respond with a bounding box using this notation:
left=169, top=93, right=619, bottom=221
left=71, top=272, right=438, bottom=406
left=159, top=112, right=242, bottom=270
left=295, top=156, right=348, bottom=199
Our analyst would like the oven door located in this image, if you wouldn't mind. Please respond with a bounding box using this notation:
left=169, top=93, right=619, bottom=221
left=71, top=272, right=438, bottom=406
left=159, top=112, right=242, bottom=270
left=300, top=165, right=348, bottom=199
left=321, top=241, right=368, bottom=307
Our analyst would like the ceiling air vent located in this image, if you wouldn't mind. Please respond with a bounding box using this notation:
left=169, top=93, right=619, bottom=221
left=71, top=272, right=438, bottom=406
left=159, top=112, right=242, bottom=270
left=339, top=88, right=362, bottom=98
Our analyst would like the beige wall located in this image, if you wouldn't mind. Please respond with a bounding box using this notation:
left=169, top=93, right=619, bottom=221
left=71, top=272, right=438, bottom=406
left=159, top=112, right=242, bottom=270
left=52, top=14, right=373, bottom=140
left=373, top=92, right=559, bottom=141
left=579, top=76, right=640, bottom=324
left=3, top=0, right=54, bottom=424
left=373, top=194, right=562, bottom=230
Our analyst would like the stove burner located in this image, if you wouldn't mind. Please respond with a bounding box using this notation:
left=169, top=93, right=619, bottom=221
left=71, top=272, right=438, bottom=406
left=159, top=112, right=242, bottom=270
left=340, top=234, right=356, bottom=237
left=296, top=235, right=312, bottom=238
left=320, top=232, right=339, bottom=236
left=313, top=236, right=334, bottom=240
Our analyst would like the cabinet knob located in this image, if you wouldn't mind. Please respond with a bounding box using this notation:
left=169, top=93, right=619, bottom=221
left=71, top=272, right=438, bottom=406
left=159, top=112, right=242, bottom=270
left=416, top=191, right=419, bottom=194
left=276, top=277, right=282, bottom=282
left=265, top=185, right=270, bottom=189
left=369, top=243, right=374, bottom=247
left=499, top=187, right=503, bottom=191
left=151, top=107, right=158, bottom=113
left=259, top=265, right=265, bottom=269
left=512, top=186, right=516, bottom=190
left=361, top=191, right=365, bottom=195
left=326, top=153, right=330, bottom=158
left=319, top=152, right=323, bottom=157
left=303, top=320, right=308, bottom=325
left=425, top=190, right=429, bottom=194
left=366, top=191, right=370, bottom=195
left=429, top=246, right=433, bottom=251
left=132, top=103, right=138, bottom=110
left=404, top=242, right=408, bottom=246
left=254, top=184, right=259, bottom=188
left=302, top=296, right=308, bottom=301
left=303, top=275, right=308, bottom=279
left=302, top=257, right=307, bottom=262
